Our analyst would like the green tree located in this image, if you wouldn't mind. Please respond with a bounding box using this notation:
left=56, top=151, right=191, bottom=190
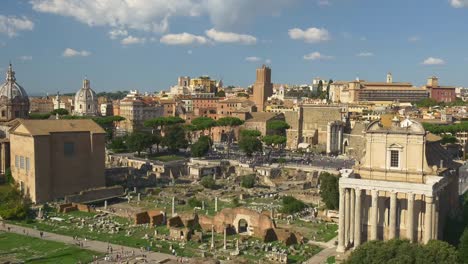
left=459, top=228, right=468, bottom=262
left=191, top=117, right=217, bottom=135
left=191, top=136, right=211, bottom=157
left=149, top=133, right=162, bottom=153
left=29, top=113, right=51, bottom=120
left=262, top=135, right=287, bottom=161
left=319, top=172, right=339, bottom=210
left=200, top=175, right=216, bottom=189
left=345, top=239, right=458, bottom=264
left=162, top=124, right=188, bottom=152
left=50, top=108, right=69, bottom=116
left=267, top=120, right=290, bottom=136
left=215, top=90, right=226, bottom=97
left=126, top=132, right=152, bottom=156
left=0, top=185, right=31, bottom=220
left=241, top=174, right=256, bottom=188
left=415, top=98, right=439, bottom=108
left=4, top=168, right=13, bottom=185
left=216, top=117, right=244, bottom=158
left=108, top=136, right=127, bottom=153
left=239, top=130, right=263, bottom=157
left=188, top=197, right=203, bottom=208
left=281, top=196, right=307, bottom=214
left=92, top=116, right=125, bottom=140
left=326, top=79, right=333, bottom=101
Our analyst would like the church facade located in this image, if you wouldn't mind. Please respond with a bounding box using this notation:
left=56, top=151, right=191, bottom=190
left=337, top=117, right=459, bottom=252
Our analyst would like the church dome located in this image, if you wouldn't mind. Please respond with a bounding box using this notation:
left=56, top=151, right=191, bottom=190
left=0, top=64, right=29, bottom=100
left=73, top=78, right=98, bottom=116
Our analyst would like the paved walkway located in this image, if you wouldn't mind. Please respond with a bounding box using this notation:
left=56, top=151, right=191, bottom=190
left=0, top=223, right=176, bottom=263
left=304, top=236, right=338, bottom=264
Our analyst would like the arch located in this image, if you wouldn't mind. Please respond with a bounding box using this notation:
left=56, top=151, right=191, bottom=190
left=343, top=139, right=349, bottom=154
left=238, top=219, right=249, bottom=233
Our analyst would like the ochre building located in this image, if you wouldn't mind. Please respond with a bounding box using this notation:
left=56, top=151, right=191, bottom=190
left=9, top=119, right=106, bottom=203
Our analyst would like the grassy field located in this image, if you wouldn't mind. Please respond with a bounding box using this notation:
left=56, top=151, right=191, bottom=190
left=0, top=231, right=101, bottom=264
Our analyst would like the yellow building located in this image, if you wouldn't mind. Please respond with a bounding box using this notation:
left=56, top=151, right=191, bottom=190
left=189, top=76, right=217, bottom=93
left=9, top=119, right=106, bottom=203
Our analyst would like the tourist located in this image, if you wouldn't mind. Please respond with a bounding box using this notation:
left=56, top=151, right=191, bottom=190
left=39, top=231, right=44, bottom=238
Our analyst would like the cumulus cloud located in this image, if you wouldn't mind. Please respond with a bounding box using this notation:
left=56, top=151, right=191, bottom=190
left=19, top=55, right=32, bottom=61
left=108, top=29, right=128, bottom=39
left=160, top=33, right=208, bottom=45
left=187, top=50, right=193, bottom=55
left=357, top=52, right=374, bottom=57
left=408, top=36, right=421, bottom=42
left=317, top=0, right=331, bottom=6
left=121, top=36, right=146, bottom=45
left=0, top=15, right=34, bottom=37
left=450, top=0, right=468, bottom=8
left=245, top=57, right=262, bottom=62
left=303, top=52, right=333, bottom=60
left=422, top=57, right=445, bottom=65
left=288, top=27, right=330, bottom=43
left=30, top=0, right=293, bottom=34
left=265, top=59, right=272, bottom=64
left=205, top=28, right=256, bottom=44
left=62, top=48, right=91, bottom=57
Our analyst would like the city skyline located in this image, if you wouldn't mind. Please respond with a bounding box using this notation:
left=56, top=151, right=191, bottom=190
left=1, top=0, right=468, bottom=95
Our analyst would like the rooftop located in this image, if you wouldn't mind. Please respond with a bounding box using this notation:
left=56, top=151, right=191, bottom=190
left=11, top=119, right=106, bottom=136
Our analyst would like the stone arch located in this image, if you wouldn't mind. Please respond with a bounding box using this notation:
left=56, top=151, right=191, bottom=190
left=342, top=139, right=349, bottom=154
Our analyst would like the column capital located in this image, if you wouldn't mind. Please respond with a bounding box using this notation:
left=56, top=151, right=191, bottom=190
left=408, top=193, right=415, bottom=201
left=371, top=189, right=379, bottom=197
left=355, top=188, right=362, bottom=197
left=425, top=195, right=434, bottom=203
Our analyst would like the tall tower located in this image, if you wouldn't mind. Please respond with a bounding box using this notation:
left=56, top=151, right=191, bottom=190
left=253, top=65, right=273, bottom=112
left=386, top=72, right=393, bottom=83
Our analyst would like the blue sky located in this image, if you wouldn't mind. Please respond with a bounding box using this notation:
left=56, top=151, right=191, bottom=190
left=1, top=0, right=468, bottom=95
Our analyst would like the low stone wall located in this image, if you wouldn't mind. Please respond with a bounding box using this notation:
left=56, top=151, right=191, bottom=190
left=64, top=185, right=124, bottom=203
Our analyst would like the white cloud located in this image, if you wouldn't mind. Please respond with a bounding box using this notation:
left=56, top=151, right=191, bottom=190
left=422, top=57, right=446, bottom=65
left=160, top=33, right=208, bottom=45
left=62, top=48, right=91, bottom=57
left=121, top=36, right=146, bottom=45
left=303, top=52, right=333, bottom=60
left=245, top=56, right=262, bottom=62
left=187, top=50, right=193, bottom=55
left=288, top=27, right=330, bottom=43
left=108, top=29, right=128, bottom=39
left=408, top=36, right=421, bottom=42
left=19, top=55, right=32, bottom=61
left=0, top=15, right=34, bottom=37
left=357, top=52, right=374, bottom=57
left=317, top=0, right=331, bottom=6
left=30, top=0, right=293, bottom=35
left=450, top=0, right=468, bottom=8
left=205, top=28, right=256, bottom=44
left=265, top=59, right=272, bottom=64
left=360, top=36, right=367, bottom=41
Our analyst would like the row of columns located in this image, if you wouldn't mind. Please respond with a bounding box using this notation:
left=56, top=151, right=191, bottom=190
left=337, top=187, right=438, bottom=253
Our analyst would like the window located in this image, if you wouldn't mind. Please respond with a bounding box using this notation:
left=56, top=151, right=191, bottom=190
left=1, top=111, right=5, bottom=117
left=25, top=157, right=30, bottom=172
left=390, top=150, right=399, bottom=168
left=64, top=142, right=75, bottom=157
left=15, top=155, right=19, bottom=168
left=20, top=156, right=25, bottom=169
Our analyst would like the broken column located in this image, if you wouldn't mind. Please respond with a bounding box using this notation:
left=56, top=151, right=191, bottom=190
left=215, top=197, right=218, bottom=212
left=104, top=200, right=108, bottom=209
left=211, top=225, right=215, bottom=249
left=172, top=197, right=175, bottom=216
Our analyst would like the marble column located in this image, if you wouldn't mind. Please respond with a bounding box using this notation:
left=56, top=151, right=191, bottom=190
left=215, top=197, right=218, bottom=212
left=370, top=190, right=379, bottom=240
left=350, top=188, right=355, bottom=245
left=354, top=188, right=362, bottom=248
left=345, top=188, right=350, bottom=246
left=424, top=195, right=433, bottom=243
left=389, top=192, right=397, bottom=239
left=326, top=122, right=332, bottom=154
left=172, top=197, right=175, bottom=216
left=337, top=187, right=346, bottom=253
left=407, top=193, right=415, bottom=242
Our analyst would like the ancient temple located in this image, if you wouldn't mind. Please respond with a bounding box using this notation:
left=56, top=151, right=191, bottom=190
left=337, top=117, right=459, bottom=252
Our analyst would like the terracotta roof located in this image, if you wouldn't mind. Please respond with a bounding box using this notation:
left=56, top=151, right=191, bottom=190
left=246, top=112, right=282, bottom=122
left=11, top=119, right=105, bottom=136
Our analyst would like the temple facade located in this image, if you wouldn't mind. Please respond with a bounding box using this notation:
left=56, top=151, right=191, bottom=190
left=337, top=117, right=459, bottom=252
